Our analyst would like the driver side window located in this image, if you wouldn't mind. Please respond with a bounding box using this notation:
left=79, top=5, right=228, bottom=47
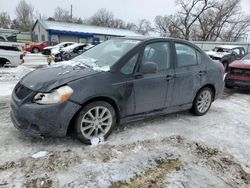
left=142, top=42, right=170, bottom=71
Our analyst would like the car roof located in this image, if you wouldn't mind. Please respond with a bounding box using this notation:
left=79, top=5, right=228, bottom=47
left=62, top=43, right=84, bottom=50
left=215, top=45, right=243, bottom=49
left=118, top=36, right=200, bottom=45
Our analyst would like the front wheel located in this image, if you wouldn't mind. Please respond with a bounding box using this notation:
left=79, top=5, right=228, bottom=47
left=191, top=87, right=213, bottom=116
left=74, top=101, right=116, bottom=144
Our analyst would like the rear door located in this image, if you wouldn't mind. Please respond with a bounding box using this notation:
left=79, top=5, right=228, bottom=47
left=170, top=42, right=205, bottom=107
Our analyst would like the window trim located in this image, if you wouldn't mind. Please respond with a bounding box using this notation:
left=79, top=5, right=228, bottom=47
left=137, top=41, right=172, bottom=73
left=120, top=52, right=139, bottom=76
left=174, top=42, right=201, bottom=68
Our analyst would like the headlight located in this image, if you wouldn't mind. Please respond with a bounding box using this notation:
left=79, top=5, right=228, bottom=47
left=34, top=85, right=73, bottom=105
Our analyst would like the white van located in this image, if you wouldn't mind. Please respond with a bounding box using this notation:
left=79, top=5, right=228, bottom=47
left=0, top=43, right=25, bottom=67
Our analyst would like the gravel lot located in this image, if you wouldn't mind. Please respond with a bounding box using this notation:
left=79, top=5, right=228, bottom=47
left=0, top=60, right=249, bottom=187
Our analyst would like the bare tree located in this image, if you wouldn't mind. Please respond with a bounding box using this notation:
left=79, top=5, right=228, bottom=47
left=126, top=22, right=137, bottom=31
left=0, top=12, right=11, bottom=29
left=154, top=15, right=182, bottom=37
left=175, top=0, right=216, bottom=40
left=196, top=0, right=250, bottom=41
left=154, top=0, right=250, bottom=41
left=15, top=0, right=34, bottom=31
left=54, top=7, right=71, bottom=22
left=111, top=18, right=126, bottom=29
left=221, top=15, right=250, bottom=42
left=136, top=19, right=153, bottom=35
left=87, top=9, right=115, bottom=27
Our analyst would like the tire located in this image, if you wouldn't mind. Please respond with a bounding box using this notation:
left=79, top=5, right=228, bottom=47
left=74, top=101, right=116, bottom=144
left=0, top=58, right=7, bottom=67
left=32, top=48, right=40, bottom=54
left=225, top=83, right=234, bottom=89
left=190, top=87, right=213, bottom=116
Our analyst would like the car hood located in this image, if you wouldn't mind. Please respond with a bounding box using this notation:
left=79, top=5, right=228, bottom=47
left=206, top=51, right=230, bottom=58
left=43, top=46, right=54, bottom=50
left=20, top=60, right=100, bottom=92
left=51, top=48, right=60, bottom=55
left=229, top=59, right=250, bottom=69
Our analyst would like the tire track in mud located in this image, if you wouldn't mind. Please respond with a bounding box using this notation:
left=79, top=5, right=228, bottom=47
left=0, top=136, right=249, bottom=188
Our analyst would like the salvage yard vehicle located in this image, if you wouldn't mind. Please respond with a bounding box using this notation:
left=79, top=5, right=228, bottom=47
left=42, top=42, right=76, bottom=55
left=0, top=43, right=25, bottom=67
left=25, top=41, right=58, bottom=54
left=47, top=43, right=94, bottom=63
left=10, top=37, right=224, bottom=144
left=225, top=53, right=250, bottom=89
left=206, top=45, right=246, bottom=70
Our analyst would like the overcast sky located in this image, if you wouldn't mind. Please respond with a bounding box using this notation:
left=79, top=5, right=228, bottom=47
left=0, top=0, right=249, bottom=24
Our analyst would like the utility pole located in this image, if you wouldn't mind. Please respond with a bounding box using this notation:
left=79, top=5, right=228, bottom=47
left=70, top=5, right=73, bottom=20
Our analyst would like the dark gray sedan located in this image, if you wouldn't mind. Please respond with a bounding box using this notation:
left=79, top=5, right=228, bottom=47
left=10, top=37, right=224, bottom=144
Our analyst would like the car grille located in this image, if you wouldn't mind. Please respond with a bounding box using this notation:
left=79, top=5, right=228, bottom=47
left=15, top=83, right=33, bottom=100
left=231, top=68, right=250, bottom=76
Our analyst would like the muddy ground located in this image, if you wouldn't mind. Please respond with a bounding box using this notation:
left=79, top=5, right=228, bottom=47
left=0, top=89, right=250, bottom=187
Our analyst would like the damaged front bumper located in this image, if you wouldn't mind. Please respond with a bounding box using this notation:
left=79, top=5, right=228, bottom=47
left=10, top=88, right=81, bottom=138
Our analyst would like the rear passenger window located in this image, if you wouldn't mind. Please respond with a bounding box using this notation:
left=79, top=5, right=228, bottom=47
left=175, top=43, right=201, bottom=67
left=0, top=45, right=20, bottom=51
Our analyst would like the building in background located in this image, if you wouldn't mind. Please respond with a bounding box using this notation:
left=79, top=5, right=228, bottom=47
left=32, top=20, right=141, bottom=44
left=0, top=28, right=32, bottom=43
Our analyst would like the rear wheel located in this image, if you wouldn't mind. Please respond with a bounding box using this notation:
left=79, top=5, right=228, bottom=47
left=74, top=101, right=116, bottom=144
left=191, top=87, right=213, bottom=116
left=0, top=58, right=8, bottom=67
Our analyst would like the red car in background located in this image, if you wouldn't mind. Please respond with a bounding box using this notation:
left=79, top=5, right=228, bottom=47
left=225, top=53, right=250, bottom=89
left=25, top=41, right=58, bottom=53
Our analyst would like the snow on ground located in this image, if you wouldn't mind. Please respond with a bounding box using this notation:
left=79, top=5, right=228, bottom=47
left=0, top=63, right=249, bottom=187
left=23, top=53, right=48, bottom=68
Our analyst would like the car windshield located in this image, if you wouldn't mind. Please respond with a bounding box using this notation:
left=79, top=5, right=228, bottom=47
left=73, top=39, right=140, bottom=69
left=242, top=53, right=250, bottom=60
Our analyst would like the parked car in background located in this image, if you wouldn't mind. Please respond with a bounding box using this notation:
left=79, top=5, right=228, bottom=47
left=42, top=42, right=76, bottom=55
left=25, top=41, right=58, bottom=53
left=48, top=43, right=94, bottom=63
left=10, top=37, right=224, bottom=144
left=225, top=53, right=250, bottom=89
left=0, top=35, right=8, bottom=42
left=0, top=43, right=24, bottom=67
left=206, top=45, right=246, bottom=70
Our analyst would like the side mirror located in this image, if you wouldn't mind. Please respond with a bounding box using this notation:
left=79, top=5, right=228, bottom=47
left=140, top=61, right=158, bottom=74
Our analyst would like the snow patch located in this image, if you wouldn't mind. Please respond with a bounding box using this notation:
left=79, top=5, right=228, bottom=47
left=32, top=151, right=49, bottom=159
left=0, top=66, right=34, bottom=81
left=91, top=136, right=105, bottom=147
left=0, top=82, right=15, bottom=96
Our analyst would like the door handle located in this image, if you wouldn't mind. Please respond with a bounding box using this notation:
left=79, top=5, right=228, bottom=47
left=198, top=70, right=206, bottom=76
left=166, top=74, right=174, bottom=81
left=134, top=73, right=143, bottom=79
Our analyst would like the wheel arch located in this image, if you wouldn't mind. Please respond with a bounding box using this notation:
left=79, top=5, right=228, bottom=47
left=0, top=57, right=10, bottom=66
left=194, top=84, right=216, bottom=102
left=67, top=96, right=121, bottom=135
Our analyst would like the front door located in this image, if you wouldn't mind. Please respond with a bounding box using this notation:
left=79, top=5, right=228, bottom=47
left=133, top=41, right=174, bottom=114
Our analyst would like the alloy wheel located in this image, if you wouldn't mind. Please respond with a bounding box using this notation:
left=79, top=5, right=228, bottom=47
left=80, top=106, right=112, bottom=139
left=197, top=90, right=212, bottom=114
